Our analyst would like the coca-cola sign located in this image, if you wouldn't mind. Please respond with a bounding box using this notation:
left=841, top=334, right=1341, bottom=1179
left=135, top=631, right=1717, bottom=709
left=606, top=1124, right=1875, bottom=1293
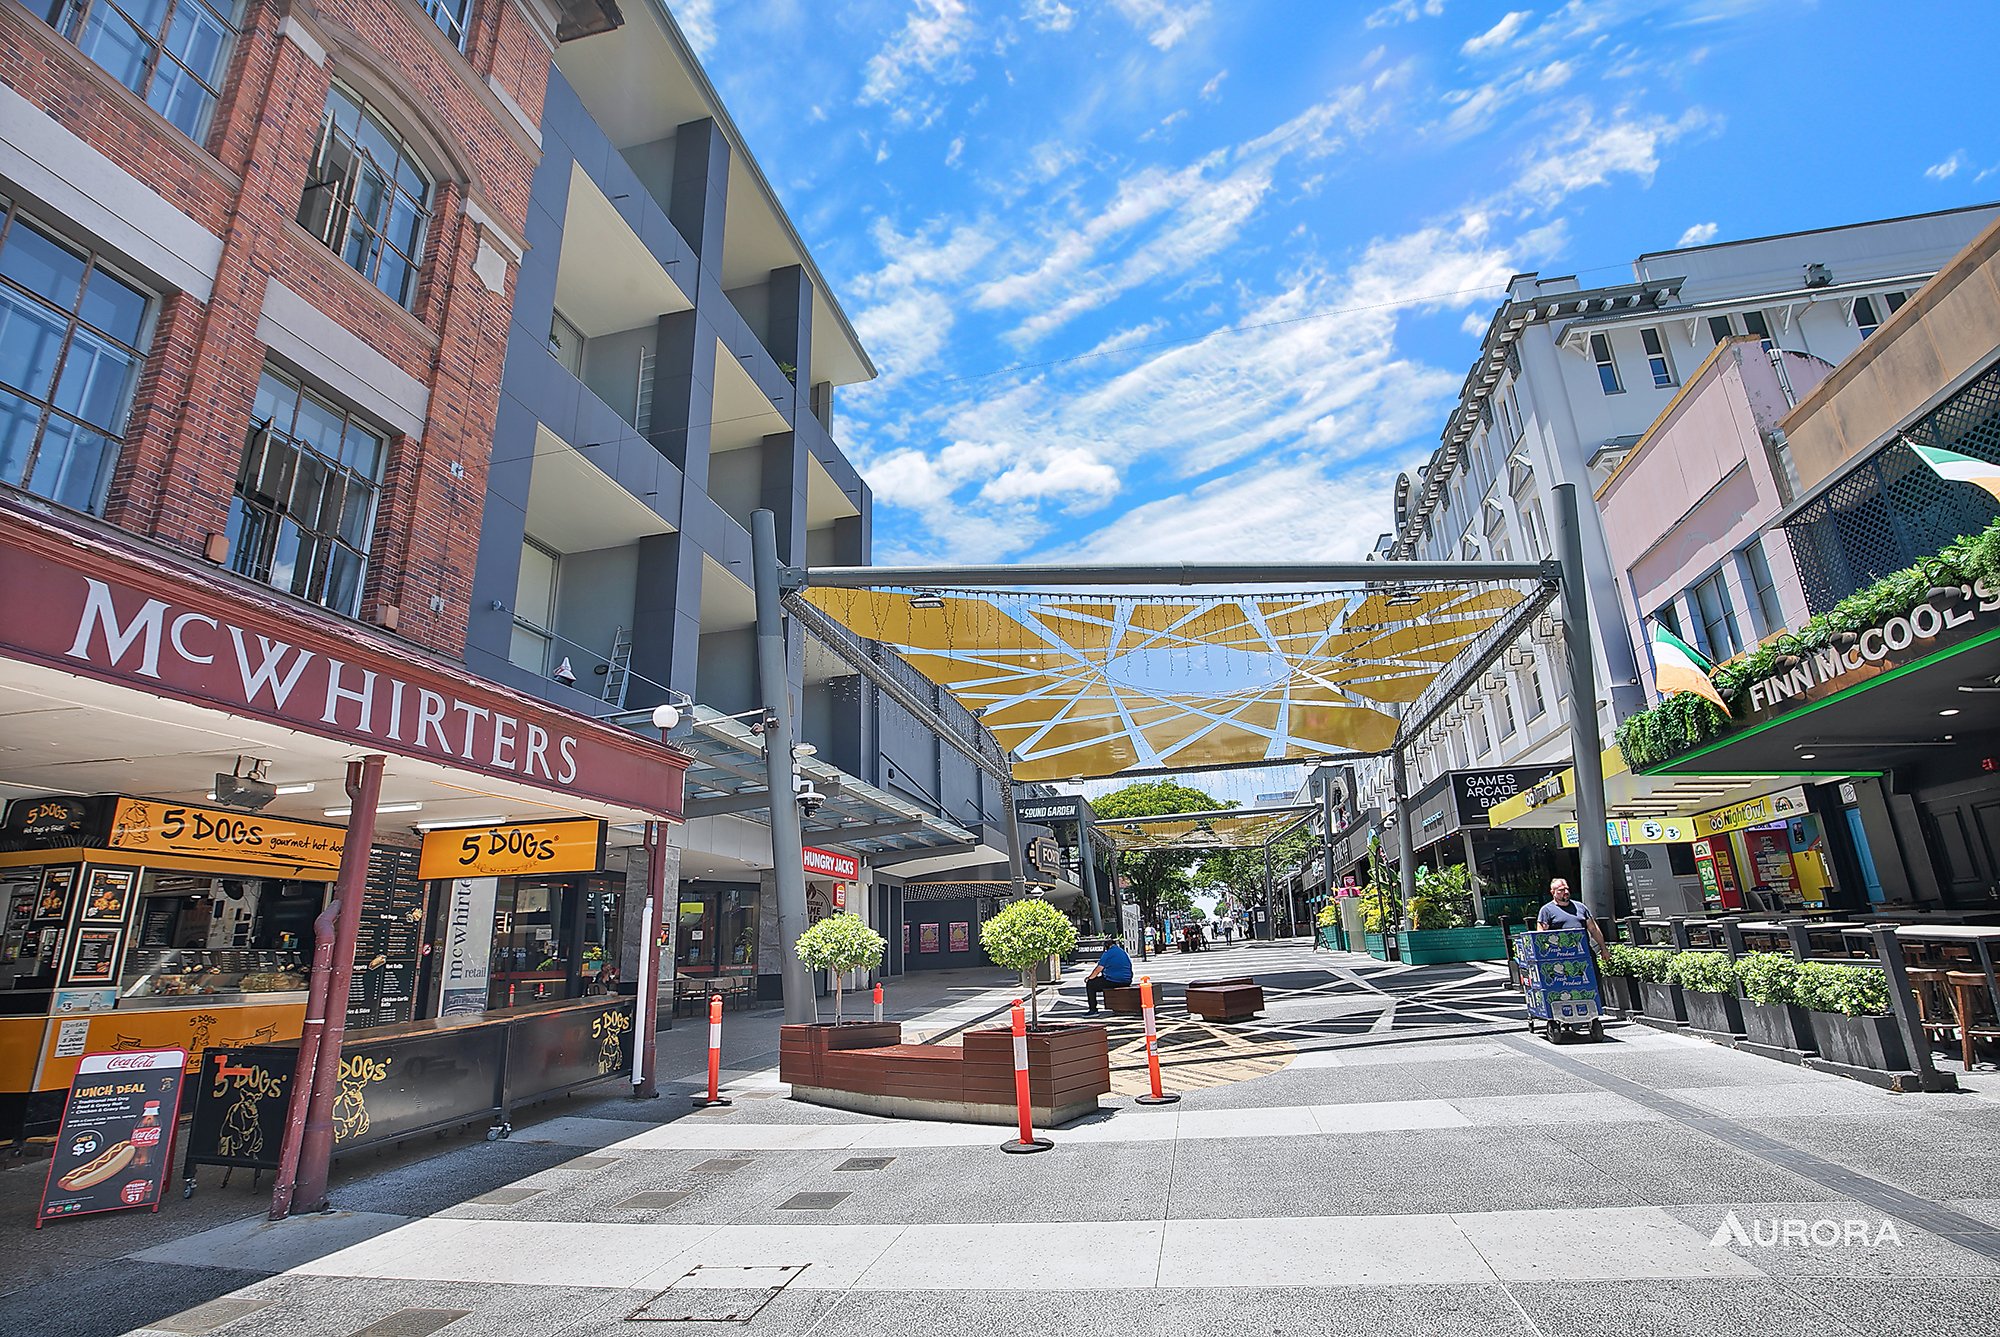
left=0, top=505, right=685, bottom=820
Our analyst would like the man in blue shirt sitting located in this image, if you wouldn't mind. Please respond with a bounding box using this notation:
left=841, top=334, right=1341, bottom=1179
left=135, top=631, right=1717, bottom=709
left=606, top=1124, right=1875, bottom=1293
left=1085, top=939, right=1134, bottom=1014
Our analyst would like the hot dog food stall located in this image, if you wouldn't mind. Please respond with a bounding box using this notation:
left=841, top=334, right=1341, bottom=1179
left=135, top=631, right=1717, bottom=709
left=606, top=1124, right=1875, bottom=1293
left=3, top=796, right=643, bottom=1146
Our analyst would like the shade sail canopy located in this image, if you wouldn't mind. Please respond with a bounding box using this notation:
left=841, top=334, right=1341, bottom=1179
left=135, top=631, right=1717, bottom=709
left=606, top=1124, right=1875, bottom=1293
left=1100, top=806, right=1315, bottom=851
left=802, top=585, right=1527, bottom=781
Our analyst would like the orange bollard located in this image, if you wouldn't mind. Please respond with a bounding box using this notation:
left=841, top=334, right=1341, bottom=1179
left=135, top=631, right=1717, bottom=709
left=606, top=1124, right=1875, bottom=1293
left=693, top=992, right=732, bottom=1108
left=1135, top=976, right=1180, bottom=1105
left=873, top=981, right=884, bottom=1023
left=999, top=998, right=1052, bottom=1153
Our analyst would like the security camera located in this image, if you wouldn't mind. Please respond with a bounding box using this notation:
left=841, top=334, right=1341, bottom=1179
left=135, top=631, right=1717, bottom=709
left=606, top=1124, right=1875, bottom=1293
left=795, top=779, right=824, bottom=818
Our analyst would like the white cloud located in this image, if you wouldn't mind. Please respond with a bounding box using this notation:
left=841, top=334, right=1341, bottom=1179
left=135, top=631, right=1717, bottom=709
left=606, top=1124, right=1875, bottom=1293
left=1200, top=70, right=1228, bottom=101
left=674, top=0, right=718, bottom=55
left=1511, top=107, right=1711, bottom=206
left=979, top=448, right=1122, bottom=509
left=1461, top=311, right=1490, bottom=336
left=946, top=135, right=966, bottom=167
left=1022, top=0, right=1076, bottom=32
left=1366, top=0, right=1446, bottom=27
left=1462, top=9, right=1532, bottom=55
left=1058, top=459, right=1404, bottom=563
left=1677, top=220, right=1718, bottom=246
left=1926, top=151, right=1965, bottom=182
left=1110, top=0, right=1209, bottom=50
left=859, top=0, right=978, bottom=125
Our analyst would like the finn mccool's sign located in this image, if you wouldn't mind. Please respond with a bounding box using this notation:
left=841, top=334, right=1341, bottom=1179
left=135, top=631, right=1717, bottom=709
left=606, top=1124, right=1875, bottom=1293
left=1743, top=580, right=2000, bottom=720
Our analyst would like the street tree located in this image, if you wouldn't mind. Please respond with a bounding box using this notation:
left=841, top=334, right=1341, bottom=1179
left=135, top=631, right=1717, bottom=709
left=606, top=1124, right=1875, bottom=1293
left=1093, top=779, right=1227, bottom=936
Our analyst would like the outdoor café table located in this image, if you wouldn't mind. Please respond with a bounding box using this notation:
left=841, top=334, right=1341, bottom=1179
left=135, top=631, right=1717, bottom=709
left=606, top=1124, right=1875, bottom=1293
left=1893, top=926, right=2000, bottom=1050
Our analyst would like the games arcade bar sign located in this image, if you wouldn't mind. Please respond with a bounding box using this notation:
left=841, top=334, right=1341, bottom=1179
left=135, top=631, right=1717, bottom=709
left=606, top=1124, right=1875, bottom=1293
left=0, top=511, right=685, bottom=820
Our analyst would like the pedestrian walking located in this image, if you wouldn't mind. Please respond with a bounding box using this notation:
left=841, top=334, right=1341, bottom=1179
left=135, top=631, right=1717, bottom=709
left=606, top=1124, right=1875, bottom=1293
left=1537, top=877, right=1608, bottom=957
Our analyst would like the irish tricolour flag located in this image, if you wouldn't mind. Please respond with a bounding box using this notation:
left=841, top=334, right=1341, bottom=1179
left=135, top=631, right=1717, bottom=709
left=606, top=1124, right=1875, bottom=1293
left=1651, top=626, right=1730, bottom=716
left=1911, top=443, right=2000, bottom=504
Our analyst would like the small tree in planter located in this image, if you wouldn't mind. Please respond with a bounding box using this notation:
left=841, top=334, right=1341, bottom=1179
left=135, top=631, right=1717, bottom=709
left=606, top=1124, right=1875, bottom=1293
left=981, top=898, right=1079, bottom=1028
left=1734, top=952, right=1816, bottom=1054
left=1627, top=947, right=1686, bottom=1024
left=1795, top=961, right=1906, bottom=1070
left=794, top=912, right=886, bottom=1025
left=1667, top=950, right=1744, bottom=1037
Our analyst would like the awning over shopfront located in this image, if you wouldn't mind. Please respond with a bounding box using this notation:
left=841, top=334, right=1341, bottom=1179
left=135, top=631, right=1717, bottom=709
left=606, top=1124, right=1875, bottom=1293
left=1100, top=804, right=1316, bottom=852
left=1488, top=748, right=1802, bottom=843
left=657, top=705, right=978, bottom=863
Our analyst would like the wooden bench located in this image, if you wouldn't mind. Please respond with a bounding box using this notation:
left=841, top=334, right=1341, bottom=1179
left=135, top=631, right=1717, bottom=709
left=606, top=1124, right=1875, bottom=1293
left=1100, top=984, right=1143, bottom=1015
left=779, top=1023, right=1110, bottom=1127
left=1185, top=976, right=1264, bottom=1021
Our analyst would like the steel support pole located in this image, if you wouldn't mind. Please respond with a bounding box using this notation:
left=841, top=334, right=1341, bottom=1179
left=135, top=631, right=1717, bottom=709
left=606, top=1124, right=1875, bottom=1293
left=753, top=509, right=815, bottom=1026
left=634, top=819, right=669, bottom=1099
left=1392, top=744, right=1416, bottom=913
left=1552, top=482, right=1612, bottom=914
left=1002, top=776, right=1028, bottom=902
left=291, top=754, right=383, bottom=1214
left=1077, top=814, right=1104, bottom=934
left=1262, top=834, right=1274, bottom=941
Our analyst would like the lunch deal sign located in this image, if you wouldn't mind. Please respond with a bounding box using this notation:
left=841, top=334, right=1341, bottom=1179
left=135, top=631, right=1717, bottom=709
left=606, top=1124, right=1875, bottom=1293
left=418, top=818, right=607, bottom=880
left=37, top=1048, right=185, bottom=1226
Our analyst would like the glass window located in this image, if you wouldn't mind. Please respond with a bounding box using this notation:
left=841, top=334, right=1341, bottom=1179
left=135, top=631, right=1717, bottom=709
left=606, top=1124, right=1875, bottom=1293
left=509, top=538, right=558, bottom=675
left=1654, top=601, right=1683, bottom=640
left=418, top=0, right=472, bottom=48
left=1494, top=688, right=1517, bottom=740
left=226, top=366, right=384, bottom=616
left=1853, top=296, right=1881, bottom=339
left=1589, top=332, right=1622, bottom=394
left=1524, top=666, right=1545, bottom=720
left=1745, top=541, right=1785, bottom=634
left=0, top=199, right=150, bottom=514
left=1884, top=290, right=1909, bottom=315
left=1741, top=310, right=1773, bottom=351
left=1692, top=568, right=1743, bottom=661
left=548, top=310, right=584, bottom=378
left=1641, top=327, right=1675, bottom=388
left=43, top=0, right=236, bottom=141
left=297, top=84, right=431, bottom=308
left=1471, top=711, right=1491, bottom=757
left=1707, top=315, right=1734, bottom=346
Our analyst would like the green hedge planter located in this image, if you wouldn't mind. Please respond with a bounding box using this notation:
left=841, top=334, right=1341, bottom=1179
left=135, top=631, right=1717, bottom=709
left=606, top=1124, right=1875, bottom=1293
left=1399, top=926, right=1509, bottom=965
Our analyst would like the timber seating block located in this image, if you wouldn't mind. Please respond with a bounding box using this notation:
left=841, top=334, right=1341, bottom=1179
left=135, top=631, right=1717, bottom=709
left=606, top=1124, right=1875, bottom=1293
left=1101, top=985, right=1143, bottom=1014
left=1185, top=976, right=1265, bottom=1021
left=779, top=1022, right=1110, bottom=1125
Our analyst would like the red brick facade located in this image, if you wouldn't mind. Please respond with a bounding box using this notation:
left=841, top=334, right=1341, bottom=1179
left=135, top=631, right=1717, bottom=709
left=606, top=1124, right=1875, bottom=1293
left=1, top=0, right=552, bottom=657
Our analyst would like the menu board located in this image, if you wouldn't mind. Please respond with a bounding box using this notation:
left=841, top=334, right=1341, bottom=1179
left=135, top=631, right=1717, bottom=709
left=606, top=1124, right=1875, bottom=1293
left=347, top=847, right=427, bottom=1031
left=66, top=929, right=121, bottom=984
left=37, top=1049, right=186, bottom=1226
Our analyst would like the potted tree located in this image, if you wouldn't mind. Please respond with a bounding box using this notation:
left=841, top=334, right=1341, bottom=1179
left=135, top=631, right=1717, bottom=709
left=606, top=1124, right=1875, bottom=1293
left=778, top=912, right=900, bottom=1088
left=1733, top=952, right=1817, bottom=1055
left=1402, top=865, right=1508, bottom=964
left=965, top=898, right=1109, bottom=1124
left=1669, top=950, right=1744, bottom=1039
left=1798, top=961, right=1908, bottom=1071
left=1630, top=947, right=1686, bottom=1025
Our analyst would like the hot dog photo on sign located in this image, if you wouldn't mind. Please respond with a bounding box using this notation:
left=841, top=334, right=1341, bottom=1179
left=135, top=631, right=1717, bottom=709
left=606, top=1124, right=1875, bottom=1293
left=37, top=1049, right=186, bottom=1225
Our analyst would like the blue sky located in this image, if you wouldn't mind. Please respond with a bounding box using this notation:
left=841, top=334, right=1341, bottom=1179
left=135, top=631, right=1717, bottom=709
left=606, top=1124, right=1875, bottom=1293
left=679, top=1, right=2000, bottom=573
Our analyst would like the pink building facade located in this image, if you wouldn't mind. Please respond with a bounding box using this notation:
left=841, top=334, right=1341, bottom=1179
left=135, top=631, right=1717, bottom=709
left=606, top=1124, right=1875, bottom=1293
left=1598, top=338, right=1833, bottom=698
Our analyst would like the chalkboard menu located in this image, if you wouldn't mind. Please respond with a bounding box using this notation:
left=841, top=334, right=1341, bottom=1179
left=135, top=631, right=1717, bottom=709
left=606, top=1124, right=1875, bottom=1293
left=347, top=847, right=427, bottom=1031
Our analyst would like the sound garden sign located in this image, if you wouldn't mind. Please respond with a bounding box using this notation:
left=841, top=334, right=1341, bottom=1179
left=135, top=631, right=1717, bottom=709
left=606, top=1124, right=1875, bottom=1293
left=1742, top=581, right=2000, bottom=722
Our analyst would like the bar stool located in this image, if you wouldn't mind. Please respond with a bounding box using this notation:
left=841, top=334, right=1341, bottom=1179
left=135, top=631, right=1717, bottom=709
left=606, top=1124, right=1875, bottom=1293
left=1905, top=968, right=1959, bottom=1049
left=1945, top=971, right=2000, bottom=1070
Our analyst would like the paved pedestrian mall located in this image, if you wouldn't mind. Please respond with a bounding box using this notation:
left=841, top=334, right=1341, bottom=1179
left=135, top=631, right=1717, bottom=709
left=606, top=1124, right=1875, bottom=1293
left=8, top=942, right=2000, bottom=1336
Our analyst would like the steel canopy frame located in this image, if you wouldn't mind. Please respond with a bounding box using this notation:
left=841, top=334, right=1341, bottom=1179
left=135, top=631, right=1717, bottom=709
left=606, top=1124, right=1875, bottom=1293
left=754, top=484, right=1610, bottom=1022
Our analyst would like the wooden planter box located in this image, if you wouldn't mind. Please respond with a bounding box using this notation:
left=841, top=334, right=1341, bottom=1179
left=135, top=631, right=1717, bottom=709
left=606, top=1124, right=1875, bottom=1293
left=1682, top=988, right=1746, bottom=1038
left=1809, top=1011, right=1909, bottom=1071
left=963, top=1023, right=1111, bottom=1126
left=1639, top=980, right=1688, bottom=1025
left=1740, top=997, right=1817, bottom=1054
left=1400, top=926, right=1508, bottom=965
left=778, top=1021, right=904, bottom=1088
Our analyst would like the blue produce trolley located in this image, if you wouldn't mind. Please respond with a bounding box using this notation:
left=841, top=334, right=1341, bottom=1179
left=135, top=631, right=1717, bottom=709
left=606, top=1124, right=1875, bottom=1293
left=1515, top=929, right=1604, bottom=1043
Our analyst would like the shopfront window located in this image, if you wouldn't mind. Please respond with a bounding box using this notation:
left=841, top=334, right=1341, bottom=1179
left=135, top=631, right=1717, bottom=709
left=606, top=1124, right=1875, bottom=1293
left=676, top=884, right=757, bottom=978
left=487, top=874, right=621, bottom=1008
left=119, top=870, right=318, bottom=1000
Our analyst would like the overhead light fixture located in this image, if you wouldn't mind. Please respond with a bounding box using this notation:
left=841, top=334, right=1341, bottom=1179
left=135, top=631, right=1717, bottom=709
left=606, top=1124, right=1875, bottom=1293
left=1940, top=708, right=1961, bottom=717
left=1385, top=591, right=1423, bottom=607
left=206, top=782, right=316, bottom=800
left=1798, top=753, right=1817, bottom=760
left=325, top=802, right=424, bottom=817
left=793, top=742, right=818, bottom=758
left=908, top=590, right=945, bottom=609
left=413, top=816, right=506, bottom=830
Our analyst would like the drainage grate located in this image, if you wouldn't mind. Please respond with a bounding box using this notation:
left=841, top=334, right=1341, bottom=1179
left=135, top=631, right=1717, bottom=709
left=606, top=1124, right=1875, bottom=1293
left=627, top=1265, right=805, bottom=1323
left=561, top=1155, right=618, bottom=1171
left=834, top=1156, right=894, bottom=1171
left=345, top=1310, right=471, bottom=1337
left=617, top=1190, right=691, bottom=1210
left=777, top=1191, right=848, bottom=1211
left=690, top=1157, right=752, bottom=1174
left=150, top=1298, right=273, bottom=1334
left=470, top=1185, right=545, bottom=1206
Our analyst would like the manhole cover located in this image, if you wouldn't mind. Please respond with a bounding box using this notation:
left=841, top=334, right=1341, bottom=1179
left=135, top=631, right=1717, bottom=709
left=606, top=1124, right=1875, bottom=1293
left=562, top=1155, right=618, bottom=1171
left=150, top=1298, right=273, bottom=1334
left=777, top=1191, right=848, bottom=1210
left=617, top=1190, right=691, bottom=1210
left=470, top=1185, right=545, bottom=1206
left=834, top=1156, right=894, bottom=1171
left=691, top=1157, right=752, bottom=1174
left=346, top=1310, right=471, bottom=1337
left=628, top=1265, right=806, bottom=1323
